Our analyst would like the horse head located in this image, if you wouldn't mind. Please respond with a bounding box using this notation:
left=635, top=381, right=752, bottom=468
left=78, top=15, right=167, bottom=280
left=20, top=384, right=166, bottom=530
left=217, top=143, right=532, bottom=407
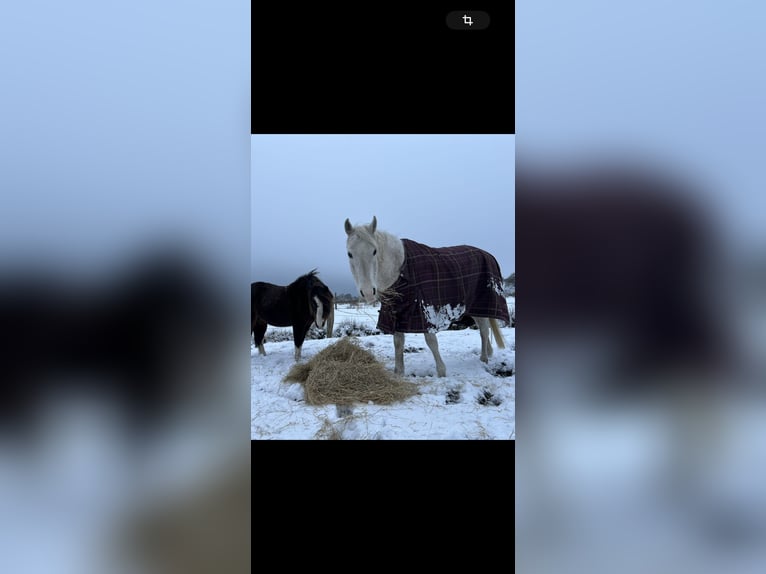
left=306, top=271, right=334, bottom=335
left=345, top=216, right=379, bottom=304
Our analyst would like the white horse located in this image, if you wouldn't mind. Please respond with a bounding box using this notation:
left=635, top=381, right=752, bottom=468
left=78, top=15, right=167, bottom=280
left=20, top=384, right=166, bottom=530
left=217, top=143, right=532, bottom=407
left=345, top=216, right=509, bottom=377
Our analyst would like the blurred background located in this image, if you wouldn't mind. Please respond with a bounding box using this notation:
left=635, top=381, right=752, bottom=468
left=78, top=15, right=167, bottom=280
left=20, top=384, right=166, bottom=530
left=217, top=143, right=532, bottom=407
left=0, top=2, right=250, bottom=573
left=516, top=2, right=766, bottom=573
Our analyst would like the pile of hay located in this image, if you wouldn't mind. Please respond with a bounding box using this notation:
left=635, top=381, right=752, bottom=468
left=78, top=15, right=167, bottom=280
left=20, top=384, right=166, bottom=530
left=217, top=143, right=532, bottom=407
left=283, top=337, right=418, bottom=406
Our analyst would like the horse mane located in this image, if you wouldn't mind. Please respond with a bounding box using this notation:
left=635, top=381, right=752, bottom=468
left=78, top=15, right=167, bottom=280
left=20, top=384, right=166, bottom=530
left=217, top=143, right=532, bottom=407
left=289, top=269, right=333, bottom=307
left=287, top=269, right=318, bottom=289
left=309, top=272, right=334, bottom=306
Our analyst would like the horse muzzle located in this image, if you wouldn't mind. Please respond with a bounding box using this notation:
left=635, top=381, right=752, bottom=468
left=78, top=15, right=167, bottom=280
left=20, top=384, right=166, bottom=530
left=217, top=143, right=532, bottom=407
left=359, top=288, right=377, bottom=304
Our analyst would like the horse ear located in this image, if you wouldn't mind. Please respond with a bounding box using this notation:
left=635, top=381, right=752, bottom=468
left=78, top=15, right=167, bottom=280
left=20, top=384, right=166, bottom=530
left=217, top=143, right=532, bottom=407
left=371, top=216, right=377, bottom=234
left=344, top=218, right=353, bottom=236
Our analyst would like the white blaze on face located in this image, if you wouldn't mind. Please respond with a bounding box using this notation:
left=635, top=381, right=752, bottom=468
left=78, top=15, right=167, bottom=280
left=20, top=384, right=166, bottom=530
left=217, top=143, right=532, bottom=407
left=314, top=296, right=324, bottom=328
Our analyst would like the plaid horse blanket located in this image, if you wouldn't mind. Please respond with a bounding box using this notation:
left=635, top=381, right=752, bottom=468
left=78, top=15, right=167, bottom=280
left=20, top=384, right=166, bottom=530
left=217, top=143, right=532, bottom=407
left=377, top=239, right=510, bottom=334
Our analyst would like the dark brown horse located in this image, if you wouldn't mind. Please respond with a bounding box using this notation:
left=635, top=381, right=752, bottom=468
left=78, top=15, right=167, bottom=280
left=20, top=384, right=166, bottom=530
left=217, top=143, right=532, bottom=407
left=0, top=251, right=230, bottom=441
left=251, top=270, right=334, bottom=361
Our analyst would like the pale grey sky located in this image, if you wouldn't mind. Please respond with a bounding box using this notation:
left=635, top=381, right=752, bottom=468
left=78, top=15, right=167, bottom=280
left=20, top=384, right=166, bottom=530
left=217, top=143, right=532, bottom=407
left=251, top=135, right=515, bottom=295
left=0, top=2, right=250, bottom=281
left=516, top=1, right=766, bottom=255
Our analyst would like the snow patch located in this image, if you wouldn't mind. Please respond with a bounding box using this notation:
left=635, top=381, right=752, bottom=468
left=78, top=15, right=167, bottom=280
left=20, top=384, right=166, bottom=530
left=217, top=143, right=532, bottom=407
left=422, top=302, right=466, bottom=332
left=252, top=300, right=515, bottom=439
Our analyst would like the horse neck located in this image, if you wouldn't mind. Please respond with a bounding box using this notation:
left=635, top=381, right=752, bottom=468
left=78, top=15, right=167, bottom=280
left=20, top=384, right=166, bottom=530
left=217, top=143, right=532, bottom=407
left=375, top=230, right=405, bottom=291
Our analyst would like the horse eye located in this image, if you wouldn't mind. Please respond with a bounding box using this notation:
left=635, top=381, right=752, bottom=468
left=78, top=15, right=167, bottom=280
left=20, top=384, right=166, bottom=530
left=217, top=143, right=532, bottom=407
left=373, top=249, right=377, bottom=256
left=347, top=252, right=352, bottom=259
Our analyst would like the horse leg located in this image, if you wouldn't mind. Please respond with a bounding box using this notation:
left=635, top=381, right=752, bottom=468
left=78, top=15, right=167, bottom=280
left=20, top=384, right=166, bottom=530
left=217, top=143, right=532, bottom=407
left=474, top=317, right=493, bottom=362
left=424, top=332, right=447, bottom=377
left=393, top=331, right=405, bottom=375
left=253, top=319, right=268, bottom=356
left=293, top=323, right=309, bottom=362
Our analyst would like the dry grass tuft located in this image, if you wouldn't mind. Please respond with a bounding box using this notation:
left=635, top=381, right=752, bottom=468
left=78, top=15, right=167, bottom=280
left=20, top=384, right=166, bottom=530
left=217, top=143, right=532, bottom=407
left=314, top=420, right=343, bottom=440
left=283, top=361, right=312, bottom=383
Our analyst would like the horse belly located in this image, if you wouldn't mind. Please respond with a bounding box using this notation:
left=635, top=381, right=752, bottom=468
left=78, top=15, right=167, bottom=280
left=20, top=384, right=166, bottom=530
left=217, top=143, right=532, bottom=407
left=258, top=311, right=294, bottom=328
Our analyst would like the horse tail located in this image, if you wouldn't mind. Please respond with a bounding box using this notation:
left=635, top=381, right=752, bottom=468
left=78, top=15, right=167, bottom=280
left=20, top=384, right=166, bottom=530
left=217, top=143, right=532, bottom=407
left=326, top=301, right=335, bottom=338
left=490, top=318, right=505, bottom=349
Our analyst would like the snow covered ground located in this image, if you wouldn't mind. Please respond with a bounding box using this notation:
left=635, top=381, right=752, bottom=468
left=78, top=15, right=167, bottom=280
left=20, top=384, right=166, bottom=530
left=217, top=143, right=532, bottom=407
left=251, top=298, right=515, bottom=439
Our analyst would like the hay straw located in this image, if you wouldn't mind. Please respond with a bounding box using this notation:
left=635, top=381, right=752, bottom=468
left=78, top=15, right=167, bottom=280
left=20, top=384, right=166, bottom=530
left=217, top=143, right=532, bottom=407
left=314, top=420, right=343, bottom=440
left=282, top=337, right=417, bottom=406
left=377, top=286, right=403, bottom=308
left=283, top=337, right=374, bottom=382
left=305, top=361, right=416, bottom=405
left=283, top=361, right=312, bottom=383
